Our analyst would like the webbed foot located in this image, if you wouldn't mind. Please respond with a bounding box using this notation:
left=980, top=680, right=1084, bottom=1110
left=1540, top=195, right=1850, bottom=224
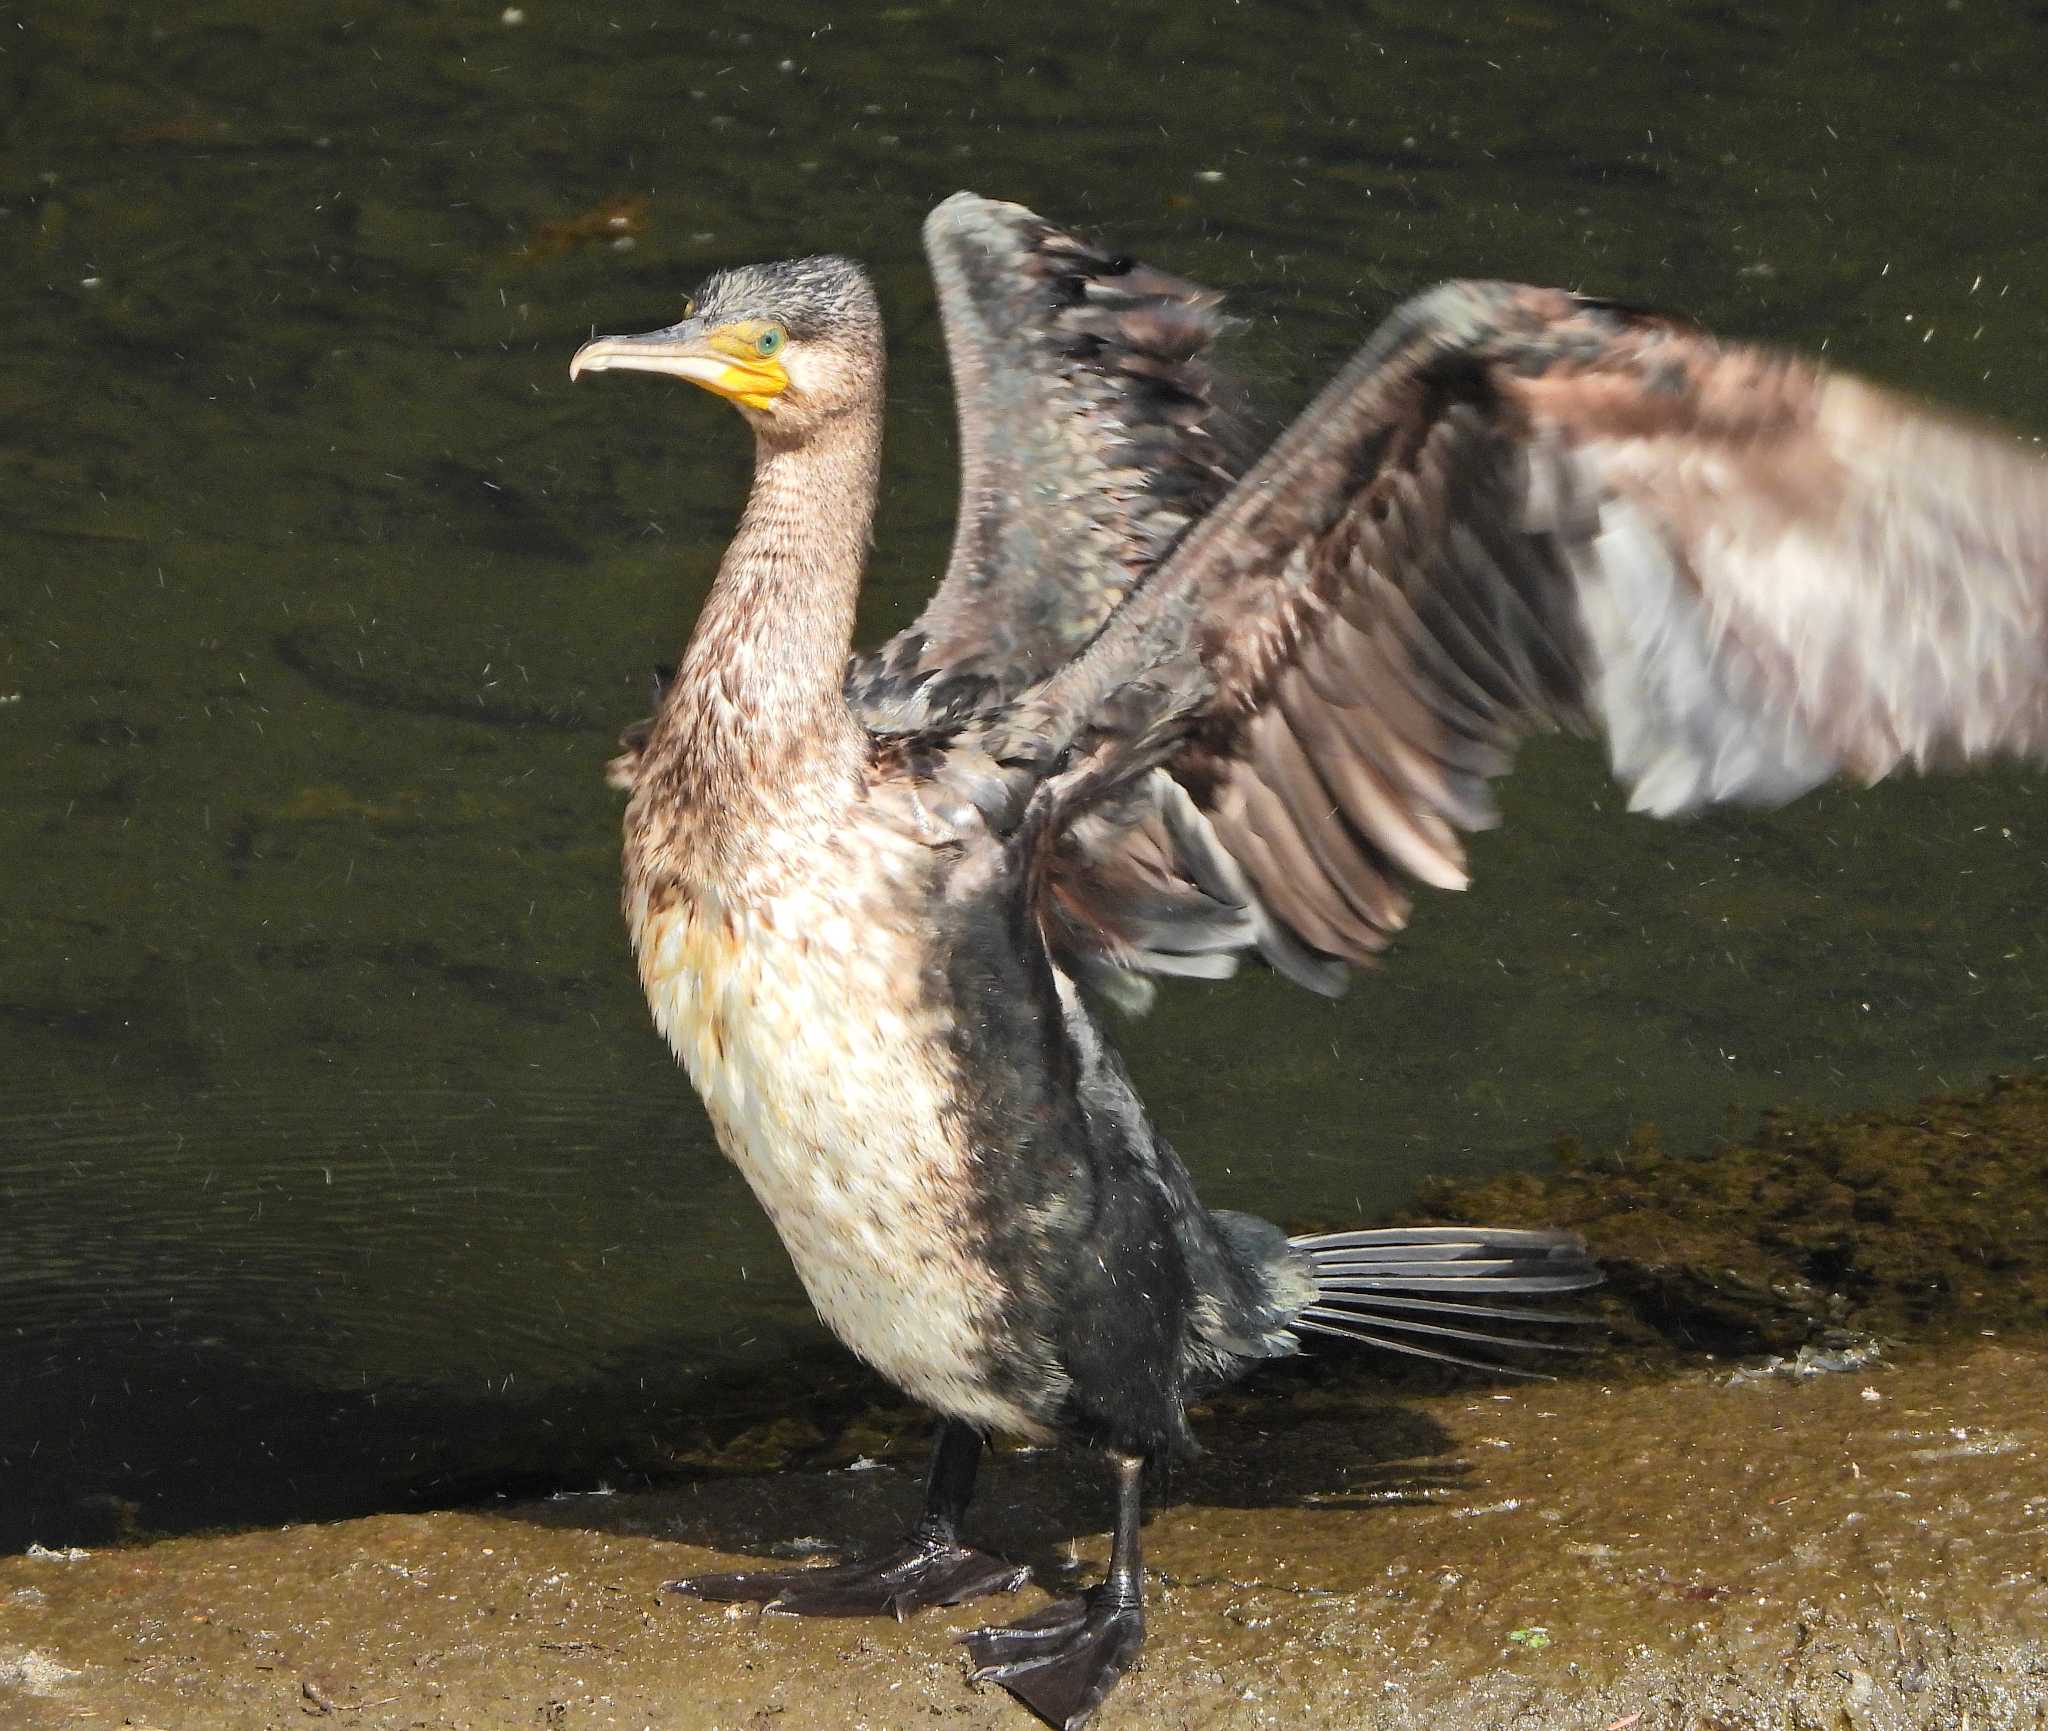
left=963, top=1584, right=1145, bottom=1730
left=668, top=1534, right=1028, bottom=1620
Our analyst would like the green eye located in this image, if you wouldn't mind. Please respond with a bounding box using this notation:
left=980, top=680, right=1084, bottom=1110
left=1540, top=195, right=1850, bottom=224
left=754, top=325, right=786, bottom=358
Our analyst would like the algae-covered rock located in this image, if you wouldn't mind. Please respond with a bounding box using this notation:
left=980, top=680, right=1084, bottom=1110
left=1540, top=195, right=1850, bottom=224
left=1405, top=1074, right=2048, bottom=1361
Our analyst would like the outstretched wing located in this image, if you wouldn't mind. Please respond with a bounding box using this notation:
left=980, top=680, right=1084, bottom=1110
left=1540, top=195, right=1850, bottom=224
left=844, top=192, right=1258, bottom=731
left=996, top=281, right=2048, bottom=995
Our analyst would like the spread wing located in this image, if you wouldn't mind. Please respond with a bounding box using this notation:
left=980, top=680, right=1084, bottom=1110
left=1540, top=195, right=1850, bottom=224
left=843, top=192, right=1259, bottom=731
left=993, top=281, right=2048, bottom=997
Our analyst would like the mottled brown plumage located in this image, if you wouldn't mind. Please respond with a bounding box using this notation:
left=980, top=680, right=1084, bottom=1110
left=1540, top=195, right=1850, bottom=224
left=567, top=195, right=2046, bottom=1730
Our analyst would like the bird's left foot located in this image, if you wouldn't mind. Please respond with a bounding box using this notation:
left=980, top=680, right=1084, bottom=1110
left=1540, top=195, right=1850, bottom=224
left=666, top=1533, right=1028, bottom=1620
left=963, top=1584, right=1144, bottom=1730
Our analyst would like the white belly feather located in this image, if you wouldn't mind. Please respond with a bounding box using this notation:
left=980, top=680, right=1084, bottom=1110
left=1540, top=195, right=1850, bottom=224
left=628, top=842, right=1040, bottom=1436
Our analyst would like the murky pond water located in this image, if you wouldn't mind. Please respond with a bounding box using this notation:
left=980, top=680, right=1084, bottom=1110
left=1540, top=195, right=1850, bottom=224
left=4, top=1, right=2046, bottom=1549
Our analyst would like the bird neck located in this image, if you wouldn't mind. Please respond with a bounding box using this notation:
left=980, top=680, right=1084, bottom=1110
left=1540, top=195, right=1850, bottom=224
left=657, top=406, right=883, bottom=825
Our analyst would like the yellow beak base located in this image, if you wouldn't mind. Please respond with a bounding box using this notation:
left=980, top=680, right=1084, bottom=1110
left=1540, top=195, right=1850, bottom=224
left=569, top=323, right=789, bottom=411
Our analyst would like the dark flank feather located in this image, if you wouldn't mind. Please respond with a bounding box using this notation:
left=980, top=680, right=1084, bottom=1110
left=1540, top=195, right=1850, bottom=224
left=604, top=664, right=673, bottom=790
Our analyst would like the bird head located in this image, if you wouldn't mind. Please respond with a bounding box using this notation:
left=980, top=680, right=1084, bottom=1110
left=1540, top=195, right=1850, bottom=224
left=569, top=255, right=882, bottom=438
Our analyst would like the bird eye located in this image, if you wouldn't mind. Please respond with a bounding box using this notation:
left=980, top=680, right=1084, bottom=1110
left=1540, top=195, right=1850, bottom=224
left=754, top=325, right=786, bottom=358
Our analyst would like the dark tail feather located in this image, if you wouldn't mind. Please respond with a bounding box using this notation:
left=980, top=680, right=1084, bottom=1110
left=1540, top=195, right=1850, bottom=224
left=1288, top=1224, right=1601, bottom=1378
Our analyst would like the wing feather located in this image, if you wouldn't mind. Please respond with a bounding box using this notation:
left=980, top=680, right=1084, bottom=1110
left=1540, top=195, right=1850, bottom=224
left=843, top=193, right=1258, bottom=732
left=1006, top=279, right=2048, bottom=990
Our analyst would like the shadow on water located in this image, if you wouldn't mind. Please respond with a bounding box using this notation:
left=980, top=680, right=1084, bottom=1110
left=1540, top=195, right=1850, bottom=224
left=4, top=0, right=2048, bottom=1546
left=3, top=1303, right=837, bottom=1556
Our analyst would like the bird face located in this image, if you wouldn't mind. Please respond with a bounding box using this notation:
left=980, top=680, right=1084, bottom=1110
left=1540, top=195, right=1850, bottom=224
left=570, top=255, right=881, bottom=436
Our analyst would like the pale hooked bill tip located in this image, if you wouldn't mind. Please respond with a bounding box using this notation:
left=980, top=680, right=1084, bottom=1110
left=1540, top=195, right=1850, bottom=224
left=567, top=345, right=728, bottom=388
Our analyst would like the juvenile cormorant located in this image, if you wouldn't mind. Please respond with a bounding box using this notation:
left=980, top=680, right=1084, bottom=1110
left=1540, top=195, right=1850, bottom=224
left=568, top=194, right=2048, bottom=1727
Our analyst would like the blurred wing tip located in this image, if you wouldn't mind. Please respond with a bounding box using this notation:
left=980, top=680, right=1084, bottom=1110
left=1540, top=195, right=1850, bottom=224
left=924, top=190, right=1040, bottom=255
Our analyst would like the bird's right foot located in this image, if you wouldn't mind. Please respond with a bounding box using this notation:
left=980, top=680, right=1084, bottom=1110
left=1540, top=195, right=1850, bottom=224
left=666, top=1534, right=1029, bottom=1620
left=963, top=1582, right=1145, bottom=1730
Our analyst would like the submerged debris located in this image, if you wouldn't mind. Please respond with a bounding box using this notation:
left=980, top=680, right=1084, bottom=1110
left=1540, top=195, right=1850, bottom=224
left=1723, top=1334, right=1888, bottom=1386
left=525, top=195, right=650, bottom=260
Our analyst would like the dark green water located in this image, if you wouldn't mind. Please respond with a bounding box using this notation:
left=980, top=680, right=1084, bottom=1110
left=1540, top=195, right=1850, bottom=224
left=3, top=1, right=2045, bottom=1548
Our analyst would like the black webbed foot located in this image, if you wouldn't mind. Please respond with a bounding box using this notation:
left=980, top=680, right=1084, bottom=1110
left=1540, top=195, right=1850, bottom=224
left=963, top=1583, right=1145, bottom=1730
left=667, top=1534, right=1028, bottom=1620
left=666, top=1420, right=1022, bottom=1619
left=965, top=1449, right=1150, bottom=1730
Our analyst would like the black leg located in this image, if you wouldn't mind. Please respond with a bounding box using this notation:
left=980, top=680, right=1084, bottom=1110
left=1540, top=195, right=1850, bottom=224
left=665, top=1419, right=1028, bottom=1619
left=912, top=1409, right=984, bottom=1547
left=962, top=1451, right=1148, bottom=1731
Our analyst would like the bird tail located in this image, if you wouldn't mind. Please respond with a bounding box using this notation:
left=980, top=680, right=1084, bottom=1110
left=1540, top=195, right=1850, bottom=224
left=1286, top=1224, right=1602, bottom=1377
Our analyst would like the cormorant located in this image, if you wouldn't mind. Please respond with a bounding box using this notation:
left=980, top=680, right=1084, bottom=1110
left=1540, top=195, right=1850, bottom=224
left=567, top=193, right=2047, bottom=1727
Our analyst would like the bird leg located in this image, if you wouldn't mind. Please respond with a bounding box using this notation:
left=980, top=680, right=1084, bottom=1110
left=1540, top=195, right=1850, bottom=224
left=665, top=1419, right=1028, bottom=1619
left=963, top=1450, right=1147, bottom=1731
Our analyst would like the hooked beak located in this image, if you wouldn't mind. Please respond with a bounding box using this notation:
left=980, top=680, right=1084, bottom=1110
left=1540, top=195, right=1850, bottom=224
left=569, top=319, right=789, bottom=411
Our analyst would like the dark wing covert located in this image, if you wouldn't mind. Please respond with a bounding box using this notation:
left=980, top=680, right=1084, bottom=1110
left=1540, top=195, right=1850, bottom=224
left=843, top=192, right=1259, bottom=732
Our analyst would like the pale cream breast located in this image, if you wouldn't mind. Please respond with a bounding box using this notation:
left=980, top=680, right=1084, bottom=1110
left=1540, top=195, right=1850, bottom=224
left=626, top=814, right=1046, bottom=1436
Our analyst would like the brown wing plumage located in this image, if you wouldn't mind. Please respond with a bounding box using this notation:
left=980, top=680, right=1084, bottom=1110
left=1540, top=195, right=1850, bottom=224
left=1001, top=281, right=2048, bottom=994
left=844, top=192, right=1258, bottom=731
